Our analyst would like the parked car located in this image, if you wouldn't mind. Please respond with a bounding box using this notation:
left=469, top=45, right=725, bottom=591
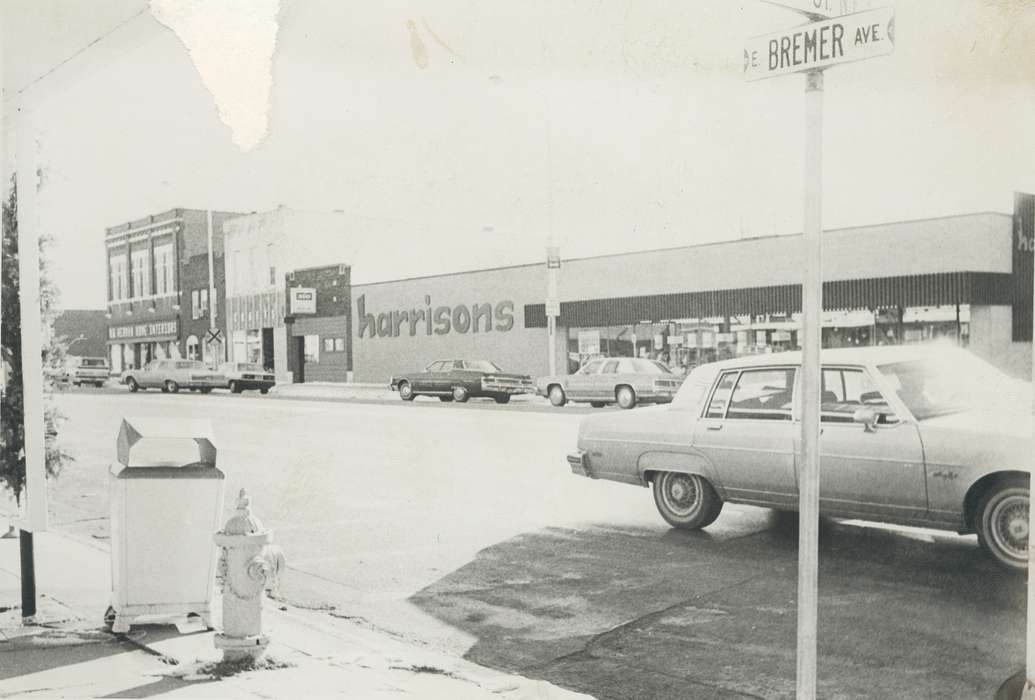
left=219, top=362, right=275, bottom=394
left=537, top=357, right=684, bottom=409
left=121, top=359, right=225, bottom=394
left=66, top=356, right=109, bottom=387
left=390, top=360, right=536, bottom=403
left=565, top=346, right=1032, bottom=571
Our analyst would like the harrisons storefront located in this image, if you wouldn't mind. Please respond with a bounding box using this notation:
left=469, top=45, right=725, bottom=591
left=349, top=204, right=1034, bottom=383
left=350, top=264, right=565, bottom=383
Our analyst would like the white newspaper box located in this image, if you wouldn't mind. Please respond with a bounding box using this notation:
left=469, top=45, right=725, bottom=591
left=107, top=418, right=225, bottom=633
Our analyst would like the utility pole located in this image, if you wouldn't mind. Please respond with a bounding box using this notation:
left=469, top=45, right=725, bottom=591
left=546, top=245, right=560, bottom=376
left=206, top=210, right=220, bottom=365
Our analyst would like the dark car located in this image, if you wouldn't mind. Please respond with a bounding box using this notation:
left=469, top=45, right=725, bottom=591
left=218, top=362, right=276, bottom=394
left=390, top=360, right=536, bottom=404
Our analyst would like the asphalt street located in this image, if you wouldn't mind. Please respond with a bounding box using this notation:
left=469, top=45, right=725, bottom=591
left=39, top=387, right=1026, bottom=699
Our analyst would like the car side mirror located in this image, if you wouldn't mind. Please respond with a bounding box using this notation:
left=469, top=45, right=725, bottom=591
left=852, top=407, right=879, bottom=433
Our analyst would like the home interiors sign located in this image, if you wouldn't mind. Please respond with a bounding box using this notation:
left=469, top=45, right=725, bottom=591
left=108, top=319, right=179, bottom=341
left=356, top=294, right=515, bottom=338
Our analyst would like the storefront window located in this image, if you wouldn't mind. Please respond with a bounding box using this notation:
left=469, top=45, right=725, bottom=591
left=246, top=328, right=262, bottom=364
left=154, top=243, right=175, bottom=295
left=186, top=335, right=200, bottom=360
left=304, top=335, right=320, bottom=363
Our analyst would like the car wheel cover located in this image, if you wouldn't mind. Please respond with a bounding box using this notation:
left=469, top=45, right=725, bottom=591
left=453, top=386, right=468, bottom=401
left=618, top=387, right=634, bottom=407
left=549, top=386, right=564, bottom=404
left=661, top=473, right=702, bottom=518
left=399, top=382, right=412, bottom=398
left=988, top=491, right=1028, bottom=564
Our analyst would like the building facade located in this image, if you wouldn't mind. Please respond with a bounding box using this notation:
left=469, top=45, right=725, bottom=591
left=104, top=208, right=241, bottom=373
left=283, top=264, right=352, bottom=382
left=223, top=207, right=351, bottom=381
left=347, top=203, right=1033, bottom=382
left=52, top=309, right=108, bottom=359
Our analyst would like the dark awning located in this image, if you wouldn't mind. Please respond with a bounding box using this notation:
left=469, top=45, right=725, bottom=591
left=524, top=271, right=1013, bottom=328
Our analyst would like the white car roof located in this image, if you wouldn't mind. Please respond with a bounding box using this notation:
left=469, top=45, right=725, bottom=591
left=706, top=344, right=963, bottom=371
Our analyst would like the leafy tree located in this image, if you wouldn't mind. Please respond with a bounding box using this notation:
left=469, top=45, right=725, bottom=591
left=1, top=176, right=72, bottom=507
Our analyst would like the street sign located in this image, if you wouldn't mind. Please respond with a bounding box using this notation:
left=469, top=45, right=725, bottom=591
left=289, top=287, right=317, bottom=314
left=545, top=300, right=560, bottom=317
left=759, top=0, right=874, bottom=20
left=743, top=7, right=894, bottom=81
left=205, top=328, right=223, bottom=344
left=546, top=246, right=561, bottom=269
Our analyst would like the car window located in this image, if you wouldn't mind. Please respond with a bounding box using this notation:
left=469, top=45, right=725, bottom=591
left=425, top=361, right=444, bottom=372
left=819, top=367, right=898, bottom=423
left=452, top=360, right=464, bottom=370
left=705, top=371, right=738, bottom=418
left=601, top=360, right=619, bottom=374
left=464, top=360, right=503, bottom=372
left=81, top=358, right=107, bottom=368
left=176, top=361, right=195, bottom=369
left=578, top=360, right=604, bottom=375
left=726, top=368, right=794, bottom=421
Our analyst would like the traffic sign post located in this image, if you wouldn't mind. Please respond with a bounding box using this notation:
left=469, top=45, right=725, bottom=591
left=744, top=5, right=894, bottom=698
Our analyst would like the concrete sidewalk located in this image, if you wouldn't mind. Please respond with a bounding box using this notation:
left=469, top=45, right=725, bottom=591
left=0, top=530, right=592, bottom=699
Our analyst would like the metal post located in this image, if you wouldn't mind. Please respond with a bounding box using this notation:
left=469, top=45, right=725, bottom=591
left=206, top=210, right=219, bottom=363
left=14, top=101, right=49, bottom=618
left=546, top=246, right=559, bottom=376
left=1025, top=263, right=1035, bottom=699
left=797, top=69, right=824, bottom=700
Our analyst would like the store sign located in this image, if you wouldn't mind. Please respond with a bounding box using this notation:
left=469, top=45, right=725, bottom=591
left=686, top=334, right=699, bottom=349
left=716, top=332, right=735, bottom=344
left=356, top=294, right=515, bottom=338
left=653, top=334, right=664, bottom=350
left=701, top=331, right=715, bottom=348
left=545, top=300, right=561, bottom=317
left=108, top=319, right=179, bottom=340
left=578, top=331, right=601, bottom=356
left=290, top=287, right=317, bottom=314
left=668, top=335, right=683, bottom=346
left=773, top=330, right=793, bottom=342
left=1013, top=192, right=1034, bottom=342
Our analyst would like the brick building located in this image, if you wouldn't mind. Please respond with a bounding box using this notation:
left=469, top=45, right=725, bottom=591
left=283, top=264, right=352, bottom=382
left=104, top=208, right=242, bottom=373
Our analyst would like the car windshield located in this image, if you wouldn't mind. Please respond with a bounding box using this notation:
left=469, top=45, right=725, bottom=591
left=465, top=360, right=503, bottom=373
left=80, top=358, right=107, bottom=367
left=876, top=348, right=1028, bottom=420
left=238, top=363, right=264, bottom=371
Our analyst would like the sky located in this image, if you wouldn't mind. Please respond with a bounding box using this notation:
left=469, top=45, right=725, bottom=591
left=2, top=0, right=1034, bottom=309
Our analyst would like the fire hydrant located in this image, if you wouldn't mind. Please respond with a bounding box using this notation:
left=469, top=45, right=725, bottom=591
left=213, top=489, right=285, bottom=662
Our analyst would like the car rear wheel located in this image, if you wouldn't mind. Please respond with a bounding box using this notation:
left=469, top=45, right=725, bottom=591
left=199, top=387, right=213, bottom=394
left=976, top=477, right=1029, bottom=571
left=548, top=385, right=566, bottom=407
left=452, top=385, right=470, bottom=403
left=165, top=380, right=180, bottom=394
left=398, top=381, right=415, bottom=401
left=652, top=471, right=723, bottom=530
left=260, top=388, right=269, bottom=395
left=494, top=395, right=511, bottom=404
left=616, top=385, right=637, bottom=410
left=126, top=377, right=139, bottom=392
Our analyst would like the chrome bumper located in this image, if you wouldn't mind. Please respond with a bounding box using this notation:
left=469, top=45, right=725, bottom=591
left=566, top=450, right=590, bottom=477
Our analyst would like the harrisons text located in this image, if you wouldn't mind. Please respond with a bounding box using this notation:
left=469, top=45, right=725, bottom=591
left=356, top=294, right=515, bottom=338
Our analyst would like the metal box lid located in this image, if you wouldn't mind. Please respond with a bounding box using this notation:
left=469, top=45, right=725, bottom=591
left=110, top=418, right=219, bottom=477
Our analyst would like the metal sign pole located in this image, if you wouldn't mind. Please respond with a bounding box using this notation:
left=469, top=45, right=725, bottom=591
left=797, top=68, right=824, bottom=700
left=14, top=102, right=50, bottom=618
left=1026, top=245, right=1035, bottom=698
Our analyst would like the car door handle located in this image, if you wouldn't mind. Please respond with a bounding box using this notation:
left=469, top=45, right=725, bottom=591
left=706, top=424, right=723, bottom=431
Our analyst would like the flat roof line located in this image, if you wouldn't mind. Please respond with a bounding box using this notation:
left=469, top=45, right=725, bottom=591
left=352, top=210, right=1012, bottom=289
